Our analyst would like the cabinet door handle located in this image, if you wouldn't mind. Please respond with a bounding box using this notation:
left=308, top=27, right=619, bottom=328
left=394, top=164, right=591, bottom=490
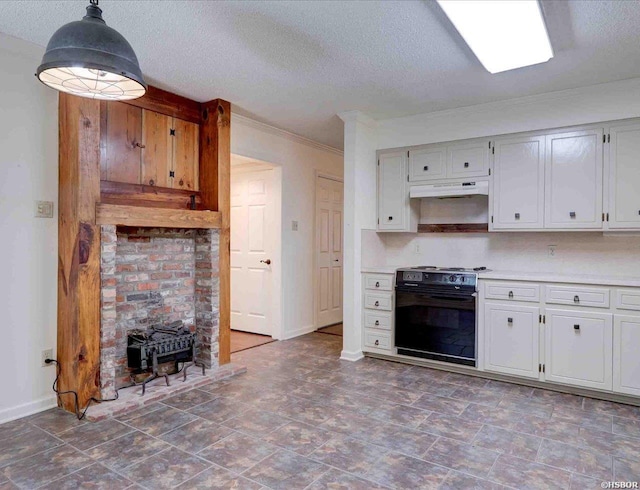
left=375, top=281, right=380, bottom=288
left=374, top=301, right=380, bottom=307
left=508, top=291, right=514, bottom=298
left=374, top=339, right=379, bottom=346
left=388, top=216, right=393, bottom=221
left=464, top=162, right=469, bottom=168
left=574, top=324, right=580, bottom=331
left=569, top=211, right=576, bottom=218
left=574, top=295, right=580, bottom=303
left=507, top=317, right=513, bottom=324
left=514, top=213, right=520, bottom=220
left=423, top=165, right=429, bottom=171
left=375, top=320, right=380, bottom=326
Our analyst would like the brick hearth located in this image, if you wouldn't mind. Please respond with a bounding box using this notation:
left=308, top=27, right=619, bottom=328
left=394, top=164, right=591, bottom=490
left=100, top=225, right=221, bottom=398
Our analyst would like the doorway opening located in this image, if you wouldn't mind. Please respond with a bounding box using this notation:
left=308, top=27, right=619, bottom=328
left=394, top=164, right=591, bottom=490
left=230, top=155, right=282, bottom=353
left=314, top=174, right=344, bottom=336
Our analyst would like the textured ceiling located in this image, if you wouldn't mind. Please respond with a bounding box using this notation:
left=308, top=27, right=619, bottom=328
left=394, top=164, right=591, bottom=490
left=2, top=1, right=640, bottom=149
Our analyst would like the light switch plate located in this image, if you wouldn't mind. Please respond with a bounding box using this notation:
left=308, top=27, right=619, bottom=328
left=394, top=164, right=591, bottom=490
left=35, top=201, right=54, bottom=218
left=292, top=220, right=299, bottom=231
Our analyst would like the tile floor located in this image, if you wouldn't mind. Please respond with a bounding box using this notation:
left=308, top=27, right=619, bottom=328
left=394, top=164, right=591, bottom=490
left=1, top=332, right=639, bottom=489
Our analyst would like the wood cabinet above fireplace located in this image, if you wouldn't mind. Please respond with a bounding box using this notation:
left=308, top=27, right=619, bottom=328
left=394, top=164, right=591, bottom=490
left=100, top=101, right=199, bottom=192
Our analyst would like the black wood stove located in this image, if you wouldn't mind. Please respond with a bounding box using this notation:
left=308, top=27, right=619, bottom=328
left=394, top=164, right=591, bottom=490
left=127, top=321, right=204, bottom=395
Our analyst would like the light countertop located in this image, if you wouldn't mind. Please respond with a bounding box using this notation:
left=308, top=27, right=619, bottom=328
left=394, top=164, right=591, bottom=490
left=361, top=267, right=640, bottom=287
left=478, top=270, right=640, bottom=288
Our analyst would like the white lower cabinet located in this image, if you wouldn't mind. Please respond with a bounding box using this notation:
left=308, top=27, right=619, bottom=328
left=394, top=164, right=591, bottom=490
left=362, top=272, right=395, bottom=354
left=484, top=302, right=540, bottom=379
left=544, top=309, right=612, bottom=390
left=613, top=315, right=640, bottom=396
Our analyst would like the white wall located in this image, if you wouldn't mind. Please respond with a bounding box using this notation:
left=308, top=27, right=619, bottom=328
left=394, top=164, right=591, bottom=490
left=0, top=34, right=59, bottom=422
left=339, top=112, right=378, bottom=361
left=363, top=230, right=640, bottom=278
left=377, top=77, right=640, bottom=150
left=231, top=115, right=343, bottom=340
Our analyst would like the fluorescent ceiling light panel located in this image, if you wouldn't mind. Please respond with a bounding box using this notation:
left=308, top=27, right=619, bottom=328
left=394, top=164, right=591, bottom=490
left=437, top=0, right=553, bottom=74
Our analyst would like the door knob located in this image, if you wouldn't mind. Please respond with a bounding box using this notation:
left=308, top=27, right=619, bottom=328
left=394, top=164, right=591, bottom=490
left=334, top=259, right=339, bottom=262
left=260, top=259, right=271, bottom=265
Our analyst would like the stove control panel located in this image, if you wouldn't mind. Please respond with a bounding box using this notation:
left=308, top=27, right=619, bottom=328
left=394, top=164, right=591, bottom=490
left=397, top=270, right=478, bottom=289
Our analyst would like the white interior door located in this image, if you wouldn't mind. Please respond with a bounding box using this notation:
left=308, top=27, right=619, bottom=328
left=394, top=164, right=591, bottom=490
left=316, top=177, right=344, bottom=327
left=230, top=169, right=274, bottom=336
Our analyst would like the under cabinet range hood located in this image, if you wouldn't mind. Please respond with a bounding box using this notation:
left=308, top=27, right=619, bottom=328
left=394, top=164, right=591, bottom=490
left=409, top=180, right=489, bottom=199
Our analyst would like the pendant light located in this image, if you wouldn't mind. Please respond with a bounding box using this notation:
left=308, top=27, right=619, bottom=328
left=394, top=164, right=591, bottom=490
left=36, top=0, right=146, bottom=100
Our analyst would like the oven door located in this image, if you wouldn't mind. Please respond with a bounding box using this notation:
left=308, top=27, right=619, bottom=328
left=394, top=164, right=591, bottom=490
left=395, top=287, right=477, bottom=366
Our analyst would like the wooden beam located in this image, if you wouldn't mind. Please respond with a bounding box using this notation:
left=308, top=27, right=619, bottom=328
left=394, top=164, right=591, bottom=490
left=96, top=203, right=221, bottom=229
left=417, top=223, right=489, bottom=233
left=120, top=85, right=201, bottom=125
left=100, top=181, right=202, bottom=210
left=199, top=99, right=231, bottom=364
left=57, top=93, right=102, bottom=412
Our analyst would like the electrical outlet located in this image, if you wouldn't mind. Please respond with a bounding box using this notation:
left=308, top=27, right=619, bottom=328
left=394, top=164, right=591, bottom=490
left=414, top=242, right=421, bottom=254
left=548, top=245, right=556, bottom=257
left=41, top=349, right=53, bottom=367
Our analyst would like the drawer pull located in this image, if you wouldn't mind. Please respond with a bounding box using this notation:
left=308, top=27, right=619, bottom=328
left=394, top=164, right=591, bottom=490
left=423, top=165, right=429, bottom=171
left=374, top=339, right=379, bottom=346
left=375, top=281, right=380, bottom=288
left=574, top=324, right=580, bottom=331
left=507, top=317, right=513, bottom=324
left=514, top=213, right=520, bottom=220
left=570, top=211, right=576, bottom=218
left=388, top=216, right=393, bottom=221
left=375, top=320, right=380, bottom=326
left=374, top=301, right=380, bottom=307
left=574, top=295, right=580, bottom=303
left=464, top=162, right=469, bottom=168
left=508, top=291, right=514, bottom=298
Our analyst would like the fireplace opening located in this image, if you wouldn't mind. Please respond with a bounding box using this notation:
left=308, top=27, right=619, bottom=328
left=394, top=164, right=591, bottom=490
left=100, top=225, right=220, bottom=399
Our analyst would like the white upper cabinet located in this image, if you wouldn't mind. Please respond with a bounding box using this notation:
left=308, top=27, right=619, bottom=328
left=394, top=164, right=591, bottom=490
left=492, top=135, right=545, bottom=230
left=377, top=151, right=417, bottom=232
left=607, top=123, right=640, bottom=229
left=544, top=129, right=604, bottom=229
left=408, top=139, right=490, bottom=182
left=448, top=140, right=490, bottom=178
left=408, top=146, right=446, bottom=182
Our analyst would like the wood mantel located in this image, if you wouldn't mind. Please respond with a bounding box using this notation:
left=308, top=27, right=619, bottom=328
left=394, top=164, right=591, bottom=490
left=96, top=203, right=221, bottom=229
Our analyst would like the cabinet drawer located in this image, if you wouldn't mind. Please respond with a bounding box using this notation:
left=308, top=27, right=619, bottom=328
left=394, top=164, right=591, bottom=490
left=545, top=285, right=610, bottom=308
left=364, top=310, right=392, bottom=331
left=615, top=289, right=640, bottom=312
left=363, top=273, right=394, bottom=291
left=364, top=329, right=391, bottom=350
left=364, top=292, right=393, bottom=311
left=485, top=282, right=540, bottom=303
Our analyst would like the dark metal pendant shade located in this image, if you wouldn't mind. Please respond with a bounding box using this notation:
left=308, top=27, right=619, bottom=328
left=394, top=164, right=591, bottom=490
left=36, top=1, right=146, bottom=100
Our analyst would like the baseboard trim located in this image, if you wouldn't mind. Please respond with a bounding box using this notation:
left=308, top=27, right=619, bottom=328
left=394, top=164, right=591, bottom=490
left=282, top=324, right=317, bottom=340
left=0, top=395, right=58, bottom=424
left=340, top=349, right=364, bottom=362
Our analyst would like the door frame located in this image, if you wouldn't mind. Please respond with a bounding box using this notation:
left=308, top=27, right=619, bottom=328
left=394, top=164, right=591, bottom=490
left=230, top=156, right=283, bottom=340
left=313, top=171, right=344, bottom=329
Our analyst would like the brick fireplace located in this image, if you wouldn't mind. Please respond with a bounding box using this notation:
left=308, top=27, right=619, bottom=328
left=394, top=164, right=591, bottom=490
left=99, top=225, right=220, bottom=398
